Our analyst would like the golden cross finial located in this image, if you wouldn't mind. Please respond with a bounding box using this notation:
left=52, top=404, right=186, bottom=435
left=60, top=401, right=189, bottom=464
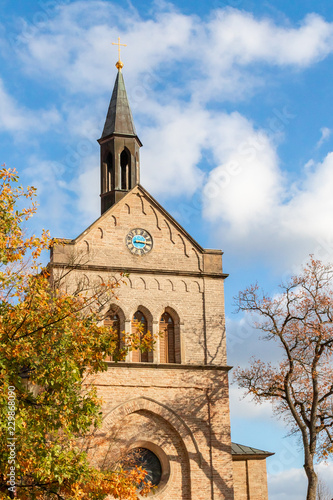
left=112, top=37, right=127, bottom=70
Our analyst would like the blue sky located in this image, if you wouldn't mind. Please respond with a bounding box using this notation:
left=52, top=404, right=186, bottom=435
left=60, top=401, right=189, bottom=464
left=1, top=0, right=333, bottom=498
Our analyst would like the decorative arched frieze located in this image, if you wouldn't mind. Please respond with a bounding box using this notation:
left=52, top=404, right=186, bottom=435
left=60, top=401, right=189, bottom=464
left=164, top=279, right=174, bottom=292
left=150, top=205, right=161, bottom=230
left=83, top=240, right=90, bottom=253
left=192, top=248, right=202, bottom=271
left=150, top=278, right=161, bottom=290
left=111, top=215, right=117, bottom=227
left=191, top=280, right=202, bottom=293
left=135, top=277, right=147, bottom=290
left=98, top=227, right=104, bottom=239
left=124, top=203, right=131, bottom=214
left=164, top=219, right=175, bottom=244
left=125, top=276, right=133, bottom=288
left=177, top=234, right=189, bottom=257
left=137, top=194, right=146, bottom=215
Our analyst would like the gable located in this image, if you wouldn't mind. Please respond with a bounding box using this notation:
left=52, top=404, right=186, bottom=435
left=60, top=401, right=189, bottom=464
left=53, top=185, right=223, bottom=276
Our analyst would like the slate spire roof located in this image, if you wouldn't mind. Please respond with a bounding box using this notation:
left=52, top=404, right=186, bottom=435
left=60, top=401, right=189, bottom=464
left=101, top=69, right=139, bottom=141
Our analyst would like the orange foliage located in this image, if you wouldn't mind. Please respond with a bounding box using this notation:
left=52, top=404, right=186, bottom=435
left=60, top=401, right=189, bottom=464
left=234, top=257, right=333, bottom=500
left=0, top=167, right=152, bottom=499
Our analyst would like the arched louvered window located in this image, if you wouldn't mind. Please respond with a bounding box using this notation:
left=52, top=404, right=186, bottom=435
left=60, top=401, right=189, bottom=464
left=104, top=313, right=120, bottom=361
left=120, top=149, right=131, bottom=190
left=106, top=152, right=113, bottom=192
left=132, top=310, right=149, bottom=362
left=159, top=312, right=175, bottom=363
left=135, top=153, right=139, bottom=182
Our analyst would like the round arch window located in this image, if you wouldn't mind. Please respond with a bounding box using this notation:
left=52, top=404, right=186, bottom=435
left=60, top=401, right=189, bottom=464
left=130, top=447, right=162, bottom=486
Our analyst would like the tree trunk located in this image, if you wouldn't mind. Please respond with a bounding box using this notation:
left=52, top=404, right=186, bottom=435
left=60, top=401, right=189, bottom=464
left=304, top=462, right=318, bottom=500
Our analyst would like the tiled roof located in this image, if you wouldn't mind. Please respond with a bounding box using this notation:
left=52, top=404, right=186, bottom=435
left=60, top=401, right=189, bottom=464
left=231, top=442, right=274, bottom=457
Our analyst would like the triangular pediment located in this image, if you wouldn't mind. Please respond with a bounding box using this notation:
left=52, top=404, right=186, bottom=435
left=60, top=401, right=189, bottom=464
left=74, top=184, right=203, bottom=253
left=56, top=184, right=224, bottom=276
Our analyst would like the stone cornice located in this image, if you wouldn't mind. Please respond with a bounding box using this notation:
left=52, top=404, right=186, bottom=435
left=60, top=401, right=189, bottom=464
left=49, top=262, right=229, bottom=280
left=104, top=362, right=233, bottom=371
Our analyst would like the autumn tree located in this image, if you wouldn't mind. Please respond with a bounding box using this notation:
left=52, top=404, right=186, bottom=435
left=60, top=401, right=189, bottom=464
left=0, top=167, right=152, bottom=499
left=234, top=257, right=333, bottom=500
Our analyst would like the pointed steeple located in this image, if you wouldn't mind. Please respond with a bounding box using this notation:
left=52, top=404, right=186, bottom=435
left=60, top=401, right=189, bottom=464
left=101, top=70, right=139, bottom=141
left=98, top=57, right=142, bottom=215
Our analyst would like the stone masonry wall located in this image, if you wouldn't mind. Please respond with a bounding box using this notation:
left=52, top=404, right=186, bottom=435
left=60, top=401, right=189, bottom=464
left=232, top=459, right=269, bottom=500
left=50, top=185, right=235, bottom=499
left=51, top=186, right=228, bottom=366
left=86, top=365, right=235, bottom=500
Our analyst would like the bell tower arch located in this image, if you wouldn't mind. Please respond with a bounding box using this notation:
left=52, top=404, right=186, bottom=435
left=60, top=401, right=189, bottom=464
left=98, top=64, right=142, bottom=214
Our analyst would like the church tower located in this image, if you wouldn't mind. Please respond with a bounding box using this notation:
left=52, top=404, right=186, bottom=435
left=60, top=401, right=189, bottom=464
left=98, top=59, right=142, bottom=214
left=50, top=47, right=273, bottom=500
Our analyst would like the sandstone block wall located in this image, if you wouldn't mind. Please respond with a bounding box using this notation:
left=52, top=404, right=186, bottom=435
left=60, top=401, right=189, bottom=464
left=86, top=365, right=235, bottom=500
left=50, top=185, right=237, bottom=499
left=51, top=185, right=228, bottom=366
left=233, top=459, right=269, bottom=500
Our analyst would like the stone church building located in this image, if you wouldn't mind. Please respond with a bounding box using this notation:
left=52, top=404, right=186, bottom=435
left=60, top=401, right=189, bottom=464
left=50, top=56, right=273, bottom=499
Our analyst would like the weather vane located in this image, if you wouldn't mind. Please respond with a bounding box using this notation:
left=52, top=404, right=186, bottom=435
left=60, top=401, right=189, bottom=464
left=112, top=37, right=127, bottom=71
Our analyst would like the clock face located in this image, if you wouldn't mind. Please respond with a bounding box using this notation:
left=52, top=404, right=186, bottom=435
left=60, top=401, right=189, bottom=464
left=126, top=228, right=153, bottom=255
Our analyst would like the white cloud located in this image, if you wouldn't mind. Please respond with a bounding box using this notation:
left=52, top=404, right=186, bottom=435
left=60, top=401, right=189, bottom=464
left=280, top=152, right=333, bottom=242
left=208, top=11, right=333, bottom=67
left=191, top=10, right=333, bottom=101
left=0, top=78, right=60, bottom=135
left=226, top=315, right=282, bottom=366
left=4, top=1, right=333, bottom=268
left=140, top=101, right=208, bottom=196
left=3, top=5, right=332, bottom=490
left=22, top=153, right=100, bottom=237
left=12, top=3, right=333, bottom=102
left=316, top=462, right=333, bottom=492
left=15, top=1, right=195, bottom=95
left=316, top=126, right=331, bottom=148
left=268, top=463, right=333, bottom=500
left=268, top=468, right=307, bottom=500
left=203, top=113, right=283, bottom=236
left=203, top=136, right=333, bottom=270
left=23, top=156, right=72, bottom=235
left=69, top=154, right=100, bottom=223
left=229, top=385, right=274, bottom=421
